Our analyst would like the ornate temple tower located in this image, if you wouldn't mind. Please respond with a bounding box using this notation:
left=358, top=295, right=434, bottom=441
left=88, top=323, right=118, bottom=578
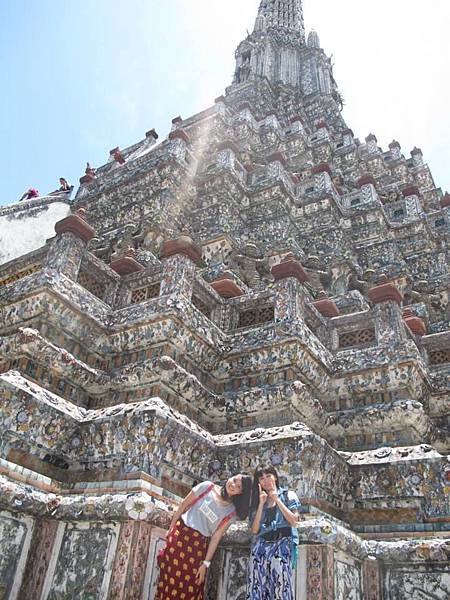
left=235, top=0, right=337, bottom=102
left=0, top=0, right=448, bottom=598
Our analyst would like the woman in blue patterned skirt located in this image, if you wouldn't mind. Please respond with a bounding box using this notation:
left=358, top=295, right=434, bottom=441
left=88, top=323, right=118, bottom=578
left=246, top=464, right=300, bottom=600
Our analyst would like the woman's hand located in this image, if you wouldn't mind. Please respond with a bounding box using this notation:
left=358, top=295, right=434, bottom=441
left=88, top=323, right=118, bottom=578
left=259, top=485, right=268, bottom=505
left=167, top=518, right=179, bottom=540
left=195, top=563, right=208, bottom=586
left=267, top=489, right=278, bottom=503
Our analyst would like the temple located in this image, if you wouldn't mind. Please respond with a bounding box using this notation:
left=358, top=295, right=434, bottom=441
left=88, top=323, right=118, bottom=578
left=0, top=0, right=449, bottom=598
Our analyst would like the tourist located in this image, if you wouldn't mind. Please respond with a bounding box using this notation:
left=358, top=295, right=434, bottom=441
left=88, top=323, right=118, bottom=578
left=156, top=473, right=252, bottom=600
left=58, top=177, right=71, bottom=192
left=49, top=177, right=72, bottom=196
left=246, top=464, right=300, bottom=600
left=19, top=188, right=39, bottom=201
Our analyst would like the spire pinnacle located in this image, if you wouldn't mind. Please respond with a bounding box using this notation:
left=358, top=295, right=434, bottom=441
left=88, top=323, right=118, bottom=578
left=256, top=0, right=305, bottom=40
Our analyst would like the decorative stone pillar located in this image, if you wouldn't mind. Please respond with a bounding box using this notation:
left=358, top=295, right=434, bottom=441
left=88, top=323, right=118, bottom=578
left=211, top=276, right=244, bottom=299
left=46, top=208, right=96, bottom=280
left=217, top=140, right=240, bottom=170
left=410, top=146, right=423, bottom=166
left=313, top=291, right=340, bottom=318
left=110, top=147, right=126, bottom=164
left=362, top=559, right=382, bottom=600
left=368, top=275, right=406, bottom=345
left=403, top=308, right=427, bottom=336
left=357, top=174, right=379, bottom=203
left=237, top=102, right=257, bottom=126
left=19, top=519, right=60, bottom=599
left=214, top=95, right=227, bottom=117
left=311, top=163, right=333, bottom=194
left=209, top=274, right=243, bottom=329
left=145, top=128, right=159, bottom=142
left=389, top=139, right=401, bottom=160
left=267, top=151, right=290, bottom=183
left=108, top=521, right=154, bottom=600
left=342, top=128, right=354, bottom=146
left=365, top=133, right=378, bottom=155
left=168, top=128, right=190, bottom=161
left=314, top=120, right=331, bottom=141
left=272, top=255, right=309, bottom=324
left=297, top=544, right=334, bottom=600
left=160, top=234, right=202, bottom=300
left=402, top=185, right=423, bottom=217
left=290, top=116, right=305, bottom=134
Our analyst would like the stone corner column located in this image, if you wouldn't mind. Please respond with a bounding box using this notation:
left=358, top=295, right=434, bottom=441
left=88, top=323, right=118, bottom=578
left=45, top=208, right=96, bottom=280
left=362, top=559, right=382, bottom=600
left=18, top=519, right=60, bottom=600
left=159, top=234, right=202, bottom=300
left=368, top=275, right=406, bottom=344
left=300, top=543, right=334, bottom=600
left=272, top=254, right=310, bottom=323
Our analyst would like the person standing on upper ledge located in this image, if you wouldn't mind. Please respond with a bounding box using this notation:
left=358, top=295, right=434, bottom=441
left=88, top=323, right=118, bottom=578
left=19, top=187, right=39, bottom=201
left=49, top=177, right=73, bottom=196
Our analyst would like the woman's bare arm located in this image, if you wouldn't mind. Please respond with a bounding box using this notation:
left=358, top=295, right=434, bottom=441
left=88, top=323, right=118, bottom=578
left=251, top=486, right=268, bottom=534
left=270, top=491, right=299, bottom=526
left=195, top=520, right=232, bottom=585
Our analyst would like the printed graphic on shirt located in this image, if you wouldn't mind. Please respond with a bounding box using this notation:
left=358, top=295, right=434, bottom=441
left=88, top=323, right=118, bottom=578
left=199, top=500, right=219, bottom=525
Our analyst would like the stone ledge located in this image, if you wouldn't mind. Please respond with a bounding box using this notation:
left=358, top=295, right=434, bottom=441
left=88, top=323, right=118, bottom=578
left=0, top=474, right=447, bottom=566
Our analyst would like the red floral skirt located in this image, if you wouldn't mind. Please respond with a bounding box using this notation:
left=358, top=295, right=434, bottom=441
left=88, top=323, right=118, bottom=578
left=155, top=519, right=209, bottom=600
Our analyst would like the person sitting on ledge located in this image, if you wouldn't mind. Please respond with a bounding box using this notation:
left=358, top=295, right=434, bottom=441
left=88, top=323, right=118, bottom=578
left=49, top=177, right=73, bottom=196
left=19, top=188, right=39, bottom=201
left=58, top=177, right=71, bottom=192
left=156, top=473, right=252, bottom=600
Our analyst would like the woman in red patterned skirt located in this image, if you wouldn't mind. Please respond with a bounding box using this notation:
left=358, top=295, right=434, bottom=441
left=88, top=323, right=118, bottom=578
left=156, top=473, right=252, bottom=600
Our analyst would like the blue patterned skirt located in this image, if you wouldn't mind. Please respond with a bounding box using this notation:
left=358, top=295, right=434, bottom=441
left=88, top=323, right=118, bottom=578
left=246, top=537, right=294, bottom=600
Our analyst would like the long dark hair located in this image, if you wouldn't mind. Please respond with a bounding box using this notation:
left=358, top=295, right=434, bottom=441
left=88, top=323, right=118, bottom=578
left=221, top=473, right=252, bottom=520
left=250, top=464, right=280, bottom=513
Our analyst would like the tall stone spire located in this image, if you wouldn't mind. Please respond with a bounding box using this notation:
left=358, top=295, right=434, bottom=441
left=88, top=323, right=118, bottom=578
left=255, top=0, right=305, bottom=41
left=233, top=0, right=337, bottom=101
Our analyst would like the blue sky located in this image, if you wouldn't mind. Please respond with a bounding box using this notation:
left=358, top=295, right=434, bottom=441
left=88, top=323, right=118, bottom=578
left=1, top=0, right=449, bottom=205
